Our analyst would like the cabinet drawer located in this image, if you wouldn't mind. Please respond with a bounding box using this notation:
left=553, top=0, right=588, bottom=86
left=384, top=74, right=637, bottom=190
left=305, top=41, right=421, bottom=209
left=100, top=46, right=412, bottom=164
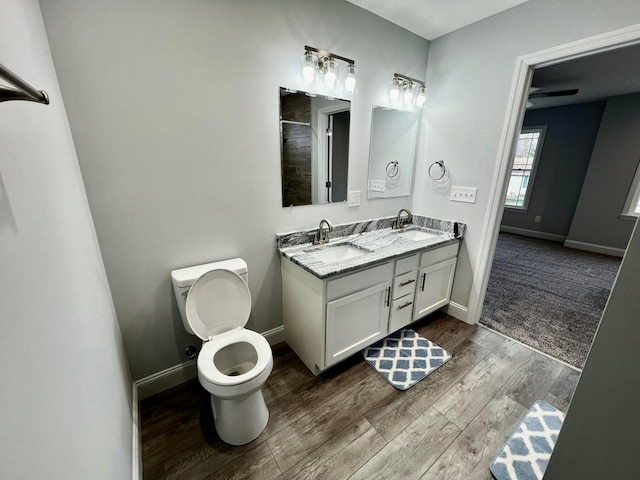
left=393, top=270, right=417, bottom=300
left=327, top=261, right=393, bottom=301
left=394, top=254, right=419, bottom=275
left=389, top=293, right=415, bottom=333
left=419, top=242, right=459, bottom=268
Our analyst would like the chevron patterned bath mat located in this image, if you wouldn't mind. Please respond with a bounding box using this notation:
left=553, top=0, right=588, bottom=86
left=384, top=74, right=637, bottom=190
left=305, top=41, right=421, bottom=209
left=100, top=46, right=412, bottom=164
left=490, top=400, right=565, bottom=480
left=362, top=328, right=451, bottom=390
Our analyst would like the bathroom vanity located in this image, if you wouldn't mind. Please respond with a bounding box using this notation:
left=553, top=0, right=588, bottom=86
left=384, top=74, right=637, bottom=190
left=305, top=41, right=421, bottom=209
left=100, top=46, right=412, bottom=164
left=277, top=216, right=464, bottom=374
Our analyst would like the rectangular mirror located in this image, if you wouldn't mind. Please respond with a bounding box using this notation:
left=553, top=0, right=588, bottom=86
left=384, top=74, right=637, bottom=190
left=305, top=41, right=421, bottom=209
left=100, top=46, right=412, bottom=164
left=279, top=87, right=351, bottom=207
left=367, top=106, right=421, bottom=199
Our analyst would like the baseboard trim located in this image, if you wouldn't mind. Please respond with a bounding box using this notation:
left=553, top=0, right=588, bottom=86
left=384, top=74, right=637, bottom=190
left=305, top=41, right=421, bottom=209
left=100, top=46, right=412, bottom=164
left=136, top=360, right=198, bottom=400
left=500, top=225, right=567, bottom=243
left=443, top=301, right=470, bottom=323
left=563, top=239, right=625, bottom=257
left=132, top=382, right=141, bottom=480
left=262, top=325, right=285, bottom=345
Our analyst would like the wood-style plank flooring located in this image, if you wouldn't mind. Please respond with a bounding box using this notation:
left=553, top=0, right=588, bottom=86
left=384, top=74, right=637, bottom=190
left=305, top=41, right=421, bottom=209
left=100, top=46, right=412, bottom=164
left=140, top=313, right=580, bottom=479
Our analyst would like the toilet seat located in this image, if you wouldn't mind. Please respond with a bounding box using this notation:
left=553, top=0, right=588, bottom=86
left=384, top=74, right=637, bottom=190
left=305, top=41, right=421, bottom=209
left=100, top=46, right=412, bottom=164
left=198, top=328, right=272, bottom=386
left=185, top=269, right=251, bottom=339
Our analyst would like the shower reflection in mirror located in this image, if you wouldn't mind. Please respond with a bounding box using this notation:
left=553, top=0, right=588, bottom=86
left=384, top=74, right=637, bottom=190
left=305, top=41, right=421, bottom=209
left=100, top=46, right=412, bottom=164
left=367, top=106, right=421, bottom=199
left=279, top=87, right=350, bottom=207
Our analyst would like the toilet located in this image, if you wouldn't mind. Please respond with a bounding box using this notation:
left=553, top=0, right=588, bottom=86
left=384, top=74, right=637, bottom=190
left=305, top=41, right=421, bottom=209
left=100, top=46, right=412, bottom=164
left=170, top=258, right=273, bottom=446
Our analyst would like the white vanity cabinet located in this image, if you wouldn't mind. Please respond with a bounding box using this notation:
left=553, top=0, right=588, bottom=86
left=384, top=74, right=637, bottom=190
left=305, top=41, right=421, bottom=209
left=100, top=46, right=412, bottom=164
left=413, top=243, right=459, bottom=321
left=388, top=254, right=419, bottom=332
left=281, top=259, right=393, bottom=374
left=326, top=273, right=391, bottom=367
left=280, top=240, right=459, bottom=374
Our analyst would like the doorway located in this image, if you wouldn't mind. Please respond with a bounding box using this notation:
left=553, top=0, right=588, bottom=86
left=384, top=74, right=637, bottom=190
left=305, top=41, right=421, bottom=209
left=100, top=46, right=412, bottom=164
left=471, top=27, right=640, bottom=363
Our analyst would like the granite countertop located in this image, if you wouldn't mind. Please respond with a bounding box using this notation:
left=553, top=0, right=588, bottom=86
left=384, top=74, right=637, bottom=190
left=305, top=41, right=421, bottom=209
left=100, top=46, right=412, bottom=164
left=276, top=215, right=465, bottom=280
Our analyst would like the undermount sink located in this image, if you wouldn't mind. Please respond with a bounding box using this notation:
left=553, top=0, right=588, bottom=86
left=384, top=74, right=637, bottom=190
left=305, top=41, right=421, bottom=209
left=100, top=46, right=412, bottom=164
left=307, top=243, right=369, bottom=264
left=394, top=229, right=439, bottom=242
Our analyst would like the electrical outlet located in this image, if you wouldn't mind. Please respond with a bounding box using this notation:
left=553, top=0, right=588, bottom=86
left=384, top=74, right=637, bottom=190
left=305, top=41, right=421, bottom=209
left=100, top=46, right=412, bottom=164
left=534, top=216, right=541, bottom=223
left=450, top=186, right=478, bottom=204
left=369, top=179, right=386, bottom=193
left=348, top=191, right=360, bottom=207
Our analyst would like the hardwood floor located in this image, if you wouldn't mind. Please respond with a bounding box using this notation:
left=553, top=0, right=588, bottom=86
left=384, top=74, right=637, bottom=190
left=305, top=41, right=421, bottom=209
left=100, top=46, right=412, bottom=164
left=140, top=313, right=579, bottom=479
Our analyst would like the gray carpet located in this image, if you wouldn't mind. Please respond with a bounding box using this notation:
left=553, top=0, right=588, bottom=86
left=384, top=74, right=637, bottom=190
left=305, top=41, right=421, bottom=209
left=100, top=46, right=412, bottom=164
left=480, top=233, right=621, bottom=368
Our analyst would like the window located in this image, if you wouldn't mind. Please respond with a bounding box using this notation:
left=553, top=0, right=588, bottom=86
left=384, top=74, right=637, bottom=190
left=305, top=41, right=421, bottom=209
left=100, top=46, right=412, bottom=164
left=621, top=159, right=640, bottom=219
left=505, top=126, right=546, bottom=210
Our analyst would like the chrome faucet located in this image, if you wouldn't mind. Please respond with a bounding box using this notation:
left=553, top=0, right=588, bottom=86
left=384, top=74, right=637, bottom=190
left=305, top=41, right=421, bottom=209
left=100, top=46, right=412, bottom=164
left=393, top=208, right=413, bottom=229
left=314, top=219, right=333, bottom=244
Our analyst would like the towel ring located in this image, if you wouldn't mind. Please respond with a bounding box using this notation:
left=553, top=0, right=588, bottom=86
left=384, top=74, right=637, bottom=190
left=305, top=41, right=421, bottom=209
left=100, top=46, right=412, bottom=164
left=386, top=160, right=399, bottom=178
left=428, top=160, right=446, bottom=181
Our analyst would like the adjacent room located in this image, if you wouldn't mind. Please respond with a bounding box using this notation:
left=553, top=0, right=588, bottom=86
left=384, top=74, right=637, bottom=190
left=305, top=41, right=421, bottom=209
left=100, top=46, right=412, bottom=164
left=481, top=44, right=640, bottom=369
left=3, top=1, right=640, bottom=479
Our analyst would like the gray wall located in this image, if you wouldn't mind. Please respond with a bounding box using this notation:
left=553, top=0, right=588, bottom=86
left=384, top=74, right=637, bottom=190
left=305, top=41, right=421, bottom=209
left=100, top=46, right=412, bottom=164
left=566, top=94, right=640, bottom=249
left=411, top=0, right=640, bottom=309
left=39, top=0, right=428, bottom=380
left=0, top=1, right=132, bottom=478
left=501, top=102, right=605, bottom=237
left=545, top=218, right=640, bottom=478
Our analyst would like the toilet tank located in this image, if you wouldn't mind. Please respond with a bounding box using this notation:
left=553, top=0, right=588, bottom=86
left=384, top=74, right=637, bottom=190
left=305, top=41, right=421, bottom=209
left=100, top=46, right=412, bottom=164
left=170, top=258, right=248, bottom=335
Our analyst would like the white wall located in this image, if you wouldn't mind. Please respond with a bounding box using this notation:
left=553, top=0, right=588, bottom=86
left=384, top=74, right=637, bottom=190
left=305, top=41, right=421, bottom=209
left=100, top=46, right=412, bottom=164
left=0, top=1, right=132, bottom=478
left=413, top=0, right=640, bottom=308
left=39, top=0, right=429, bottom=379
left=566, top=94, right=640, bottom=249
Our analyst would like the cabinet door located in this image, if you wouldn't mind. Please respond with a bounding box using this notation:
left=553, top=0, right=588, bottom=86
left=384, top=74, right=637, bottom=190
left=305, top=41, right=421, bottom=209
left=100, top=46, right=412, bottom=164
left=326, top=281, right=391, bottom=367
left=413, top=257, right=457, bottom=321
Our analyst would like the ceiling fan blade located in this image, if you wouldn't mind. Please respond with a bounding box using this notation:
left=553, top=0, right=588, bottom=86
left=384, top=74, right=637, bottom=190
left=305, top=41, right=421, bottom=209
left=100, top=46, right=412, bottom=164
left=529, top=88, right=579, bottom=99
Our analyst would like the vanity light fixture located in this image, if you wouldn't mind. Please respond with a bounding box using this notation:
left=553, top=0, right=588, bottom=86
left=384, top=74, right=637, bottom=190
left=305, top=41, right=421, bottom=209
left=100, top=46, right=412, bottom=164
left=301, top=45, right=357, bottom=94
left=389, top=73, right=426, bottom=108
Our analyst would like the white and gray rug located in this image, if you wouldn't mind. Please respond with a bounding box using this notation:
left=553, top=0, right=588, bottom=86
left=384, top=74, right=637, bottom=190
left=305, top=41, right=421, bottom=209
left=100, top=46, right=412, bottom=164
left=490, top=400, right=564, bottom=480
left=362, top=328, right=451, bottom=390
left=481, top=233, right=621, bottom=368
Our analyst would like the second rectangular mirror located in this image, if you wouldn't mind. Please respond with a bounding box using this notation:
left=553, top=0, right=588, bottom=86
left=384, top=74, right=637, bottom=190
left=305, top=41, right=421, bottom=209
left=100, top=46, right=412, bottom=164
left=367, top=106, right=420, bottom=199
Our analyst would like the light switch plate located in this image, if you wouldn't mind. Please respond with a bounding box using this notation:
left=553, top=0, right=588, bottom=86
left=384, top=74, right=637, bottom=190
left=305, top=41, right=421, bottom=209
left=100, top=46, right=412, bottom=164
left=450, top=186, right=477, bottom=204
left=348, top=191, right=361, bottom=207
left=369, top=180, right=385, bottom=193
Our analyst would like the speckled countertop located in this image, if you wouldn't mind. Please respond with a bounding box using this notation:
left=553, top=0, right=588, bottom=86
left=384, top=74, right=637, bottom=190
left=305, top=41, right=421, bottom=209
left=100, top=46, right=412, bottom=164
left=276, top=215, right=465, bottom=280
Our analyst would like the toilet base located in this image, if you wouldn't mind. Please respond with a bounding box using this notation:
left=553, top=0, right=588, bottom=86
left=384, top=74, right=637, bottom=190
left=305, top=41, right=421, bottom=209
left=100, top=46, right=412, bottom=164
left=210, top=389, right=269, bottom=446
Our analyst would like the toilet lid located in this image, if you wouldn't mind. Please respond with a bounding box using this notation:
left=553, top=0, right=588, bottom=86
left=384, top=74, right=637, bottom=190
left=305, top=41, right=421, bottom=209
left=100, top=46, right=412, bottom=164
left=185, top=269, right=251, bottom=340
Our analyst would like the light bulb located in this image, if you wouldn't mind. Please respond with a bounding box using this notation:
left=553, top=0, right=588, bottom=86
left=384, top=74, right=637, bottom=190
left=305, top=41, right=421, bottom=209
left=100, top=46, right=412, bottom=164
left=323, top=58, right=337, bottom=89
left=403, top=83, right=415, bottom=105
left=344, top=64, right=356, bottom=93
left=416, top=86, right=426, bottom=108
left=389, top=78, right=401, bottom=102
left=301, top=51, right=316, bottom=84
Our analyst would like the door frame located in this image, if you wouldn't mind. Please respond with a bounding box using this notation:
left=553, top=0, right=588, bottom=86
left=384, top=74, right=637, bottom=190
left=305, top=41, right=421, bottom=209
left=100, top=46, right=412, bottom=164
left=468, top=23, right=640, bottom=324
left=317, top=104, right=349, bottom=203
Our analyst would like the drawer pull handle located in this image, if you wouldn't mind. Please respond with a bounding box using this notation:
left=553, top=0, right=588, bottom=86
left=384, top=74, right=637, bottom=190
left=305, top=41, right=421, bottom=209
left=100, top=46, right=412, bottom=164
left=399, top=279, right=415, bottom=287
left=398, top=301, right=413, bottom=310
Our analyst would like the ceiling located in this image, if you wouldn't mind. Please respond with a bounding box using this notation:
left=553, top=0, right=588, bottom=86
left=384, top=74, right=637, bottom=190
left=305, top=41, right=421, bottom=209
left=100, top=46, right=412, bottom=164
left=347, top=1, right=640, bottom=111
left=346, top=0, right=529, bottom=40
left=528, top=42, right=640, bottom=110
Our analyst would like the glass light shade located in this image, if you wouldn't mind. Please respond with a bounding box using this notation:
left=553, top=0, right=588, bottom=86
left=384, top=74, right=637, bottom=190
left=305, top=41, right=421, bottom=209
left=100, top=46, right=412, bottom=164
left=402, top=83, right=416, bottom=105
left=323, top=58, right=338, bottom=90
left=344, top=64, right=357, bottom=93
left=389, top=78, right=401, bottom=102
left=416, top=86, right=426, bottom=108
left=301, top=51, right=316, bottom=85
